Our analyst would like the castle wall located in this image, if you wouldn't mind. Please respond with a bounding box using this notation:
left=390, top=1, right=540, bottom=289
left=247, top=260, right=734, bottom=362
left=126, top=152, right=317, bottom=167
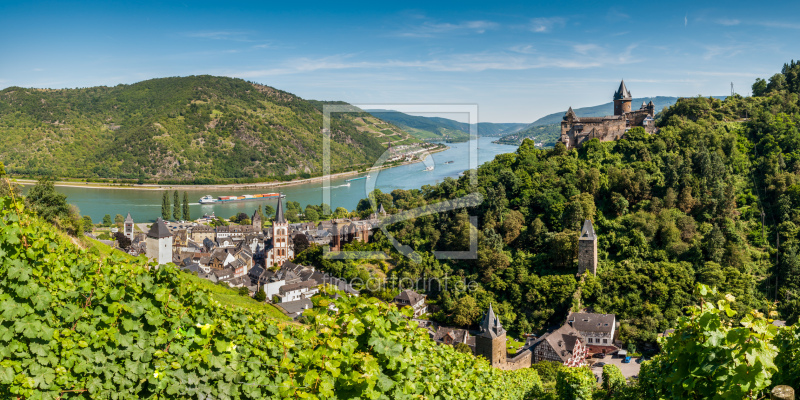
left=496, top=350, right=532, bottom=371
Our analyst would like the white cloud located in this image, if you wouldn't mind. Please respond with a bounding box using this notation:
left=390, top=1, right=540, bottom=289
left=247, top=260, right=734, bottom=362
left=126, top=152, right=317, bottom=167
left=530, top=17, right=565, bottom=33
left=396, top=20, right=498, bottom=38
left=717, top=18, right=740, bottom=26
left=509, top=44, right=536, bottom=54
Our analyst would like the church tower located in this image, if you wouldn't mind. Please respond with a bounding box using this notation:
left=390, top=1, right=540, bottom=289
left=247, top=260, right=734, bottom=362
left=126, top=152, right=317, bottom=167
left=578, top=220, right=598, bottom=275
left=475, top=304, right=507, bottom=366
left=124, top=212, right=135, bottom=242
left=613, top=80, right=632, bottom=116
left=270, top=198, right=291, bottom=266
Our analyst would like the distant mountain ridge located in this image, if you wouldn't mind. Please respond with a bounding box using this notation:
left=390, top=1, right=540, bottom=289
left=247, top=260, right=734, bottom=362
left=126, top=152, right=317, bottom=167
left=366, top=109, right=528, bottom=142
left=0, top=76, right=420, bottom=183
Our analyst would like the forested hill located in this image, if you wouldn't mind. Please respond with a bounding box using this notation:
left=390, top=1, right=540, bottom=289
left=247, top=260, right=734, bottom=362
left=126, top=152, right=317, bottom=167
left=366, top=109, right=528, bottom=141
left=0, top=75, right=419, bottom=183
left=309, top=60, right=800, bottom=348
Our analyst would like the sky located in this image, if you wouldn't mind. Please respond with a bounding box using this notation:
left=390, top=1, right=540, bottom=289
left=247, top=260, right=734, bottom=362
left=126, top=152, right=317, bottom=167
left=1, top=1, right=798, bottom=122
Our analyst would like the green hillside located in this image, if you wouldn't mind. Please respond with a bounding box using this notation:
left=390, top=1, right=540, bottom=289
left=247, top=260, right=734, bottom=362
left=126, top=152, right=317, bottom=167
left=494, top=96, right=725, bottom=147
left=0, top=193, right=543, bottom=399
left=366, top=110, right=527, bottom=142
left=0, top=76, right=419, bottom=183
left=315, top=61, right=800, bottom=350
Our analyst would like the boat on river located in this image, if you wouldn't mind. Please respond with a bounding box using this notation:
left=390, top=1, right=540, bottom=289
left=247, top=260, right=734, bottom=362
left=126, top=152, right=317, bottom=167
left=199, top=193, right=284, bottom=204
left=345, top=175, right=370, bottom=182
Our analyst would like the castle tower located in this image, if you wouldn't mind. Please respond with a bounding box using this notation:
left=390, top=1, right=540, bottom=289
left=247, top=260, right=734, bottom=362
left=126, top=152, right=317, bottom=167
left=124, top=212, right=135, bottom=242
left=578, top=220, right=597, bottom=275
left=145, top=218, right=173, bottom=265
left=270, top=198, right=291, bottom=266
left=613, top=80, right=632, bottom=116
left=252, top=209, right=262, bottom=229
left=475, top=304, right=507, bottom=366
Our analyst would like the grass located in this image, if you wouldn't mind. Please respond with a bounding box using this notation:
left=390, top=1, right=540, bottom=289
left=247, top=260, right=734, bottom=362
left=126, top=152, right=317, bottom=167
left=180, top=271, right=291, bottom=321
left=81, top=236, right=145, bottom=262
left=507, top=337, right=525, bottom=353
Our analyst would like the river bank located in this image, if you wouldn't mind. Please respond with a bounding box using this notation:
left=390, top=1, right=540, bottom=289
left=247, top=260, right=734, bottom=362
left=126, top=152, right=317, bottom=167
left=14, top=145, right=449, bottom=191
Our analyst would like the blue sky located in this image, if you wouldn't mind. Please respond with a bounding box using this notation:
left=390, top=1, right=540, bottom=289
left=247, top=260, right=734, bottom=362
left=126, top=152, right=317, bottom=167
left=1, top=1, right=798, bottom=122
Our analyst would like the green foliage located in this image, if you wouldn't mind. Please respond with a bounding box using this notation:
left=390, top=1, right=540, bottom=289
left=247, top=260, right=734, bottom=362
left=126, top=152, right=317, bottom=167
left=556, top=367, right=595, bottom=400
left=182, top=192, right=190, bottom=221
left=253, top=288, right=266, bottom=302
left=161, top=191, right=169, bottom=220
left=0, top=195, right=545, bottom=399
left=642, top=284, right=779, bottom=399
left=102, top=214, right=112, bottom=227
left=0, top=76, right=420, bottom=182
left=601, top=364, right=625, bottom=396
left=172, top=190, right=179, bottom=221
left=25, top=179, right=70, bottom=225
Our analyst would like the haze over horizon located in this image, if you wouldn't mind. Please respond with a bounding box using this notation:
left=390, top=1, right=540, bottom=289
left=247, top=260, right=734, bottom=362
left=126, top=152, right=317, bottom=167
left=1, top=0, right=798, bottom=122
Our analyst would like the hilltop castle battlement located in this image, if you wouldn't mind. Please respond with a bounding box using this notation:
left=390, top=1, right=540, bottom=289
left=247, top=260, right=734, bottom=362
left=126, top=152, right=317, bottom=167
left=558, top=80, right=658, bottom=150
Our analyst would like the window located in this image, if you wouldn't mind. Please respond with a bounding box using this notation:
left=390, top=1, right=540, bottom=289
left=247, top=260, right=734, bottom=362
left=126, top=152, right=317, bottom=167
left=588, top=338, right=593, bottom=343
left=603, top=339, right=607, bottom=344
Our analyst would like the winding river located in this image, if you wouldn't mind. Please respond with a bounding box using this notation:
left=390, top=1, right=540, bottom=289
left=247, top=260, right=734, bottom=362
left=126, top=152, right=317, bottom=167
left=23, top=138, right=517, bottom=222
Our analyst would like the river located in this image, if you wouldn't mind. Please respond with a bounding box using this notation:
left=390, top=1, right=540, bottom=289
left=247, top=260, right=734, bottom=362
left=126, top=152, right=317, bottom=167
left=23, top=137, right=517, bottom=222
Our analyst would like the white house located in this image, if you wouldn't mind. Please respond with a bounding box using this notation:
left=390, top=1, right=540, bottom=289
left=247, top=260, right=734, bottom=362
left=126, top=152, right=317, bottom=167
left=145, top=218, right=173, bottom=265
left=275, top=280, right=318, bottom=303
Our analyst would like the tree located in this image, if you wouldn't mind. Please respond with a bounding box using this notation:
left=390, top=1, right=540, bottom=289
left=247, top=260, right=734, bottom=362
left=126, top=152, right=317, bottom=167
left=114, top=214, right=124, bottom=225
left=238, top=287, right=250, bottom=296
left=114, top=231, right=132, bottom=249
left=82, top=215, right=93, bottom=230
left=294, top=233, right=310, bottom=255
left=601, top=364, right=625, bottom=396
left=173, top=190, right=180, bottom=220
left=264, top=205, right=275, bottom=219
left=555, top=367, right=594, bottom=400
left=254, top=288, right=266, bottom=302
left=451, top=295, right=480, bottom=327
left=305, top=209, right=319, bottom=221
left=182, top=192, right=190, bottom=221
left=454, top=343, right=472, bottom=354
left=752, top=77, right=768, bottom=97
left=334, top=207, right=349, bottom=219
left=162, top=192, right=170, bottom=220
left=26, top=179, right=70, bottom=224
left=102, top=214, right=112, bottom=227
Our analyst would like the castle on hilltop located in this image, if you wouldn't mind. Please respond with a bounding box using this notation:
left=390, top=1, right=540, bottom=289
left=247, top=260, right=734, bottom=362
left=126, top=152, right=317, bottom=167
left=558, top=80, right=658, bottom=150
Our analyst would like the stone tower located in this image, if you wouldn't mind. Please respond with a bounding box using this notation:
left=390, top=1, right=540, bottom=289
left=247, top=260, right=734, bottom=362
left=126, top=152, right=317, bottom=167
left=124, top=212, right=135, bottom=242
left=475, top=304, right=507, bottom=366
left=145, top=218, right=173, bottom=265
left=271, top=198, right=290, bottom=266
left=252, top=209, right=262, bottom=229
left=578, top=219, right=597, bottom=275
left=613, top=80, right=632, bottom=116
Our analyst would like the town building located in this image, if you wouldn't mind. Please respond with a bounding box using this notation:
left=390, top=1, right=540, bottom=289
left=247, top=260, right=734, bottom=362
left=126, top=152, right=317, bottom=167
left=275, top=280, right=318, bottom=303
left=190, top=225, right=215, bottom=243
left=566, top=312, right=618, bottom=354
left=578, top=219, right=598, bottom=275
left=393, top=290, right=428, bottom=317
left=531, top=323, right=586, bottom=364
left=145, top=218, right=173, bottom=265
left=558, top=80, right=658, bottom=150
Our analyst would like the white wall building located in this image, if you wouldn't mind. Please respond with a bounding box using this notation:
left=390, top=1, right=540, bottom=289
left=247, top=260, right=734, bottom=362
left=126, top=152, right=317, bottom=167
left=145, top=218, right=173, bottom=265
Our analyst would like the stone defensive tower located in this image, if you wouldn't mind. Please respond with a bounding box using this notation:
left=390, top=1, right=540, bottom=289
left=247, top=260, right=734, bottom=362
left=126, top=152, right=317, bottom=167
left=475, top=304, right=507, bottom=366
left=613, top=80, right=632, bottom=116
left=124, top=212, right=135, bottom=242
left=578, top=220, right=597, bottom=275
